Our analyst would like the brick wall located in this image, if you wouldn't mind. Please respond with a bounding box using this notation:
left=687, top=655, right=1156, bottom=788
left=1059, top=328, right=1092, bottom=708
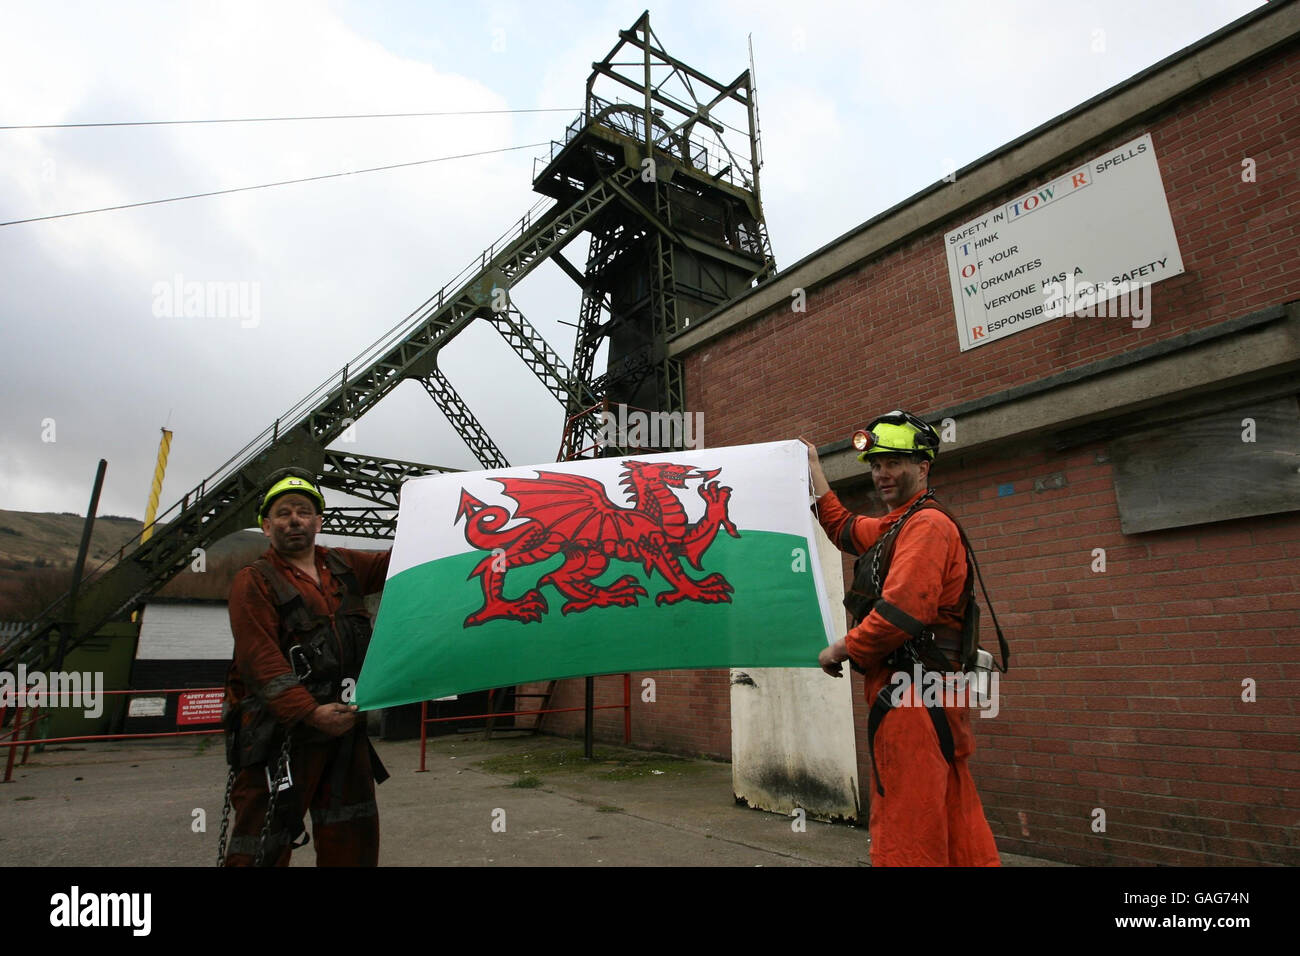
left=691, top=44, right=1299, bottom=451
left=835, top=445, right=1300, bottom=865
left=517, top=669, right=732, bottom=759
left=529, top=40, right=1300, bottom=864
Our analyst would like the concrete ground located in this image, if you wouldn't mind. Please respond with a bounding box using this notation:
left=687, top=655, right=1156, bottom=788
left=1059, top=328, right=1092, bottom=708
left=0, top=732, right=1061, bottom=866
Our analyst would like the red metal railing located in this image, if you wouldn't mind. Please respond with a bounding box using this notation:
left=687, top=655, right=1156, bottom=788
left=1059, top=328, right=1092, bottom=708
left=6, top=678, right=638, bottom=781
left=417, top=675, right=632, bottom=772
left=0, top=703, right=41, bottom=783
left=0, top=687, right=224, bottom=782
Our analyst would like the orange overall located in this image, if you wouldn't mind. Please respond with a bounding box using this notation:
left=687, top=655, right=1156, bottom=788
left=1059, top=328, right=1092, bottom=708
left=223, top=546, right=390, bottom=867
left=818, top=490, right=999, bottom=867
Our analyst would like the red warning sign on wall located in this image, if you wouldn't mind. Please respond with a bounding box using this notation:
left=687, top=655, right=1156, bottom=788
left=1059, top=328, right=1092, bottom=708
left=177, top=690, right=225, bottom=726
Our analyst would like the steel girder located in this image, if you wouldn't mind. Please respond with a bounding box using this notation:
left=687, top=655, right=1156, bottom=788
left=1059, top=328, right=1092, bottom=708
left=320, top=507, right=398, bottom=540
left=415, top=367, right=510, bottom=470
left=319, top=449, right=459, bottom=507
left=3, top=166, right=640, bottom=672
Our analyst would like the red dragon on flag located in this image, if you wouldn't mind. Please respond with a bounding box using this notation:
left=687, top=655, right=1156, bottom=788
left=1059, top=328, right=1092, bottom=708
left=455, top=460, right=739, bottom=626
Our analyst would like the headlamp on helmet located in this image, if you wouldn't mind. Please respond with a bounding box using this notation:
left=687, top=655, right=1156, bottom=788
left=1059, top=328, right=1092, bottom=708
left=852, top=410, right=940, bottom=463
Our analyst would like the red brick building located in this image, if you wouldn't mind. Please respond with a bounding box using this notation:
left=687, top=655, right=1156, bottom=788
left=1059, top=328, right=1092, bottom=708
left=527, top=2, right=1299, bottom=865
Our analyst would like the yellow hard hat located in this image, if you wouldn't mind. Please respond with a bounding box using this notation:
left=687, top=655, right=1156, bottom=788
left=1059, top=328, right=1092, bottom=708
left=852, top=410, right=940, bottom=462
left=257, top=475, right=325, bottom=523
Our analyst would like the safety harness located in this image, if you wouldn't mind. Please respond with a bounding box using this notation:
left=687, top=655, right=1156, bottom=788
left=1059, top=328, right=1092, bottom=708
left=841, top=490, right=1009, bottom=797
left=217, top=550, right=389, bottom=867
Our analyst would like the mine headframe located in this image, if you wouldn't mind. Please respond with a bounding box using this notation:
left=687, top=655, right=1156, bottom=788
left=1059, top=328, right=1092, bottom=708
left=544, top=10, right=776, bottom=459
left=1, top=12, right=774, bottom=673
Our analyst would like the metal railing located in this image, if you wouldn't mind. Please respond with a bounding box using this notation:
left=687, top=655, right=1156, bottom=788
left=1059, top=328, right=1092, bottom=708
left=534, top=95, right=753, bottom=189
left=1, top=687, right=225, bottom=781
left=416, top=675, right=632, bottom=772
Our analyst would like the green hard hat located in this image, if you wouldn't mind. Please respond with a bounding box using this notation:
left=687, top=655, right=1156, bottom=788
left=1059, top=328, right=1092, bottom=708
left=257, top=475, right=325, bottom=523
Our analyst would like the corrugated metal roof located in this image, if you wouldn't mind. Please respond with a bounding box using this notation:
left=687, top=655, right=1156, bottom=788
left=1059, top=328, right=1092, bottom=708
left=137, top=602, right=233, bottom=660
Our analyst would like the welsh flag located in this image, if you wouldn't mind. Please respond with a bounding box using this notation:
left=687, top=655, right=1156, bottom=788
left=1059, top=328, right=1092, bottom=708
left=355, top=440, right=835, bottom=709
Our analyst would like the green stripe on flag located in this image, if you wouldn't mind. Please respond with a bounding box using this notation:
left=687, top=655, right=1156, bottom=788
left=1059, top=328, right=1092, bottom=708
left=356, top=530, right=826, bottom=710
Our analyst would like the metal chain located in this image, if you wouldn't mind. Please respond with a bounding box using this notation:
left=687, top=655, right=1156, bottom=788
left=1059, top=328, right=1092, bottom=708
left=869, top=489, right=935, bottom=592
left=254, top=731, right=294, bottom=868
left=871, top=489, right=940, bottom=672
left=215, top=766, right=235, bottom=867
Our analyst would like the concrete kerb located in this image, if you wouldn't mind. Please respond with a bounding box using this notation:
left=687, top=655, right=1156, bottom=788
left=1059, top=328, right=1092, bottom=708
left=0, top=733, right=1062, bottom=866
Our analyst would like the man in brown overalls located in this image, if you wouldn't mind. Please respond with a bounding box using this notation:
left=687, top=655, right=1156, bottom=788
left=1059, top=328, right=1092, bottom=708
left=221, top=472, right=390, bottom=866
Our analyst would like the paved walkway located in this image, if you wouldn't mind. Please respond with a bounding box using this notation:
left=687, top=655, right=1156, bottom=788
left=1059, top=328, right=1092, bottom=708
left=1, top=733, right=1060, bottom=866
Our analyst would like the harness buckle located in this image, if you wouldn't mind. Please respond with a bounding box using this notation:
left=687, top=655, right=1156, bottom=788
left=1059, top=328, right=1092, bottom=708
left=903, top=638, right=926, bottom=667
left=288, top=644, right=313, bottom=681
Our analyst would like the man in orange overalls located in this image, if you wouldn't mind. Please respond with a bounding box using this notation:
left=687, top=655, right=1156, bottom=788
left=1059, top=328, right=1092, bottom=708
left=221, top=472, right=391, bottom=866
left=803, top=411, right=999, bottom=866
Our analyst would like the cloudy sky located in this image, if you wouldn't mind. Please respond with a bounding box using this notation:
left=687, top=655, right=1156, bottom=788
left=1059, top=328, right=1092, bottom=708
left=0, top=0, right=1262, bottom=522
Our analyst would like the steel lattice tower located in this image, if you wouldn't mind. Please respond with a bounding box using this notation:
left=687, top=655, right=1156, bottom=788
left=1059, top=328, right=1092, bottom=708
left=3, top=11, right=774, bottom=674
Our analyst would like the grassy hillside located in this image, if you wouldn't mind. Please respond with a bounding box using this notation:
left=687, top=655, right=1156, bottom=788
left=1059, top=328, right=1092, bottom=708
left=0, top=511, right=267, bottom=618
left=0, top=511, right=385, bottom=620
left=0, top=510, right=144, bottom=570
